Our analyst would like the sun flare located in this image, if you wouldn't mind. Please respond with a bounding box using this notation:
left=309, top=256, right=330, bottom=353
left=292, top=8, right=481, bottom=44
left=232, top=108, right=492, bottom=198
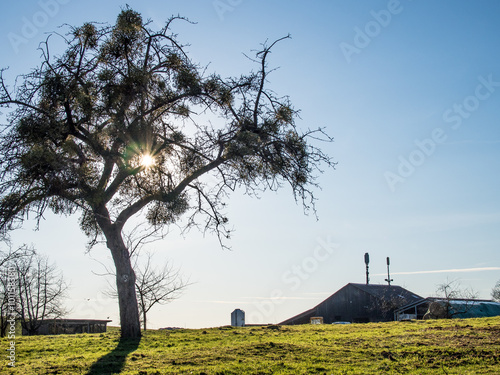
left=140, top=153, right=155, bottom=168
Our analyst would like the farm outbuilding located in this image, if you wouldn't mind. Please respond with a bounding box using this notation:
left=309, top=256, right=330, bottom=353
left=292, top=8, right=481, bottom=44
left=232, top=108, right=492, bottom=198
left=22, top=319, right=112, bottom=335
left=395, top=298, right=500, bottom=320
left=279, top=283, right=422, bottom=325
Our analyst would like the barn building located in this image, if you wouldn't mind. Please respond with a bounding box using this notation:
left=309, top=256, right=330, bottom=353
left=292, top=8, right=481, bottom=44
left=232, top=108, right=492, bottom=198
left=22, top=319, right=112, bottom=335
left=279, top=283, right=422, bottom=325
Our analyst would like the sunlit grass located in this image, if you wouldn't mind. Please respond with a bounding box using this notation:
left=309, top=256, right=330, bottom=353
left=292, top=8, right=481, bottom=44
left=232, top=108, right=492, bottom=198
left=2, top=317, right=500, bottom=374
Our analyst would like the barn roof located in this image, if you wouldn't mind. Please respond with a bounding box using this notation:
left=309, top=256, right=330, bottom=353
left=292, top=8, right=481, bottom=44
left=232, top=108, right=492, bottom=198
left=348, top=283, right=422, bottom=300
left=39, top=319, right=112, bottom=323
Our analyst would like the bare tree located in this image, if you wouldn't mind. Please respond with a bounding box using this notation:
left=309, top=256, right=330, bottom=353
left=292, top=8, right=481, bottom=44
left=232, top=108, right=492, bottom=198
left=0, top=268, right=13, bottom=337
left=368, top=291, right=412, bottom=321
left=0, top=8, right=334, bottom=338
left=492, top=280, right=500, bottom=302
left=13, top=250, right=68, bottom=335
left=102, top=250, right=188, bottom=331
left=0, top=244, right=34, bottom=337
left=0, top=243, right=34, bottom=268
left=135, top=253, right=189, bottom=331
left=427, top=279, right=479, bottom=319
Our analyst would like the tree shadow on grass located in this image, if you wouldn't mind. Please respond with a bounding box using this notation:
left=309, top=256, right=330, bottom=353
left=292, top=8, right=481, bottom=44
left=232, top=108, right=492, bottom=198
left=86, top=337, right=141, bottom=374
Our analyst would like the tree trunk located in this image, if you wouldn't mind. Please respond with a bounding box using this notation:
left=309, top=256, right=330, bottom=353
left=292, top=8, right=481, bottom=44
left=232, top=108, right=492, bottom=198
left=143, top=309, right=147, bottom=331
left=104, top=227, right=141, bottom=339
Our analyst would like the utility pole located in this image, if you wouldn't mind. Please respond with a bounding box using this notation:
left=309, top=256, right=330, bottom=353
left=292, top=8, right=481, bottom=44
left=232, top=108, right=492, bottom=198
left=364, top=253, right=370, bottom=285
left=385, top=257, right=393, bottom=286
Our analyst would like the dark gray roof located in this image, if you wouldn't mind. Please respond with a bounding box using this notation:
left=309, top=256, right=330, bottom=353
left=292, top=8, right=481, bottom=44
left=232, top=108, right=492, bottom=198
left=40, top=319, right=112, bottom=323
left=349, top=283, right=422, bottom=300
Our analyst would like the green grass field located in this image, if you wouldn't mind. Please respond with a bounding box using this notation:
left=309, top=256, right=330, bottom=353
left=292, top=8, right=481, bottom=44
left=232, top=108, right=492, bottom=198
left=2, top=317, right=500, bottom=374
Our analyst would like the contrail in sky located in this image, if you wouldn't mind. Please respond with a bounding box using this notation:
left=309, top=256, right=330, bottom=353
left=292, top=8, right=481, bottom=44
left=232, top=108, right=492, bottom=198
left=375, top=267, right=500, bottom=276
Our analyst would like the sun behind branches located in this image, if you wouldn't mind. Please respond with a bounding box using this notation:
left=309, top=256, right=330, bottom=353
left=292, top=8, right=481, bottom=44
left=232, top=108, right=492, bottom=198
left=140, top=153, right=155, bottom=169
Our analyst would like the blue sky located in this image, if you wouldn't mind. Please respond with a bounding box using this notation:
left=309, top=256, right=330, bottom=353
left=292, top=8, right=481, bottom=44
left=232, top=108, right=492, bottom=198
left=1, top=0, right=500, bottom=328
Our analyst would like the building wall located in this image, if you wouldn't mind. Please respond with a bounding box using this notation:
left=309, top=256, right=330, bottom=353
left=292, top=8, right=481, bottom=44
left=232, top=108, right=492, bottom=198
left=22, top=320, right=109, bottom=335
left=315, top=285, right=388, bottom=323
left=231, top=309, right=245, bottom=327
left=281, top=309, right=316, bottom=325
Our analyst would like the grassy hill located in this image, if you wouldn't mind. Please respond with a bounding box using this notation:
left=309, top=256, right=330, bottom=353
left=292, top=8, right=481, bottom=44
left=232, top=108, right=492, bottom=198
left=2, top=316, right=500, bottom=374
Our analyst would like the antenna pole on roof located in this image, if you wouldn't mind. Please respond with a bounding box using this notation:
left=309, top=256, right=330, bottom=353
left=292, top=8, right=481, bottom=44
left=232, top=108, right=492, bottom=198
left=364, top=253, right=370, bottom=285
left=385, top=257, right=393, bottom=286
